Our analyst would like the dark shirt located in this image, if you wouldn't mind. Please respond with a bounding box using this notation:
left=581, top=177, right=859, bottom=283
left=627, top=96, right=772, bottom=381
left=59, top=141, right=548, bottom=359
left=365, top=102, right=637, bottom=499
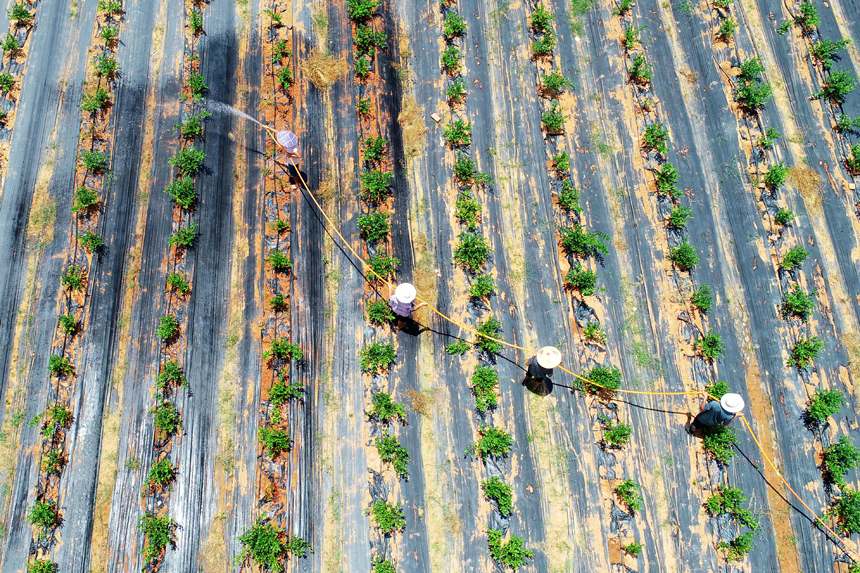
left=526, top=357, right=554, bottom=379
left=695, top=401, right=734, bottom=427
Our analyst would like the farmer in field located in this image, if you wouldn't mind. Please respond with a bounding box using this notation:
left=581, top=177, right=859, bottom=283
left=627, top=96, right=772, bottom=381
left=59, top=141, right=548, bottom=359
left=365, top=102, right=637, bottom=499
left=388, top=283, right=427, bottom=327
left=686, top=389, right=744, bottom=434
left=523, top=346, right=562, bottom=396
left=273, top=130, right=303, bottom=186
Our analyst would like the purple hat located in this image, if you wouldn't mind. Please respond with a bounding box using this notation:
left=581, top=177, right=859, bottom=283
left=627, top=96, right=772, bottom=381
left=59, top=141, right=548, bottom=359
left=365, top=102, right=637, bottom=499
left=276, top=130, right=298, bottom=152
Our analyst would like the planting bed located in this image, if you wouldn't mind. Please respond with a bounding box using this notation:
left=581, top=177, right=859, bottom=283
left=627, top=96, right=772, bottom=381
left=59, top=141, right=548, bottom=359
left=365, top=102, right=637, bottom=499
left=0, top=0, right=860, bottom=571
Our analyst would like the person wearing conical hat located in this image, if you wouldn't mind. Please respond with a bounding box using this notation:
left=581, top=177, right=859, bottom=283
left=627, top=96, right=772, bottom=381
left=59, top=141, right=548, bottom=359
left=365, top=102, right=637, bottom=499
left=525, top=346, right=562, bottom=383
left=388, top=283, right=427, bottom=327
left=686, top=389, right=744, bottom=434
left=276, top=130, right=301, bottom=160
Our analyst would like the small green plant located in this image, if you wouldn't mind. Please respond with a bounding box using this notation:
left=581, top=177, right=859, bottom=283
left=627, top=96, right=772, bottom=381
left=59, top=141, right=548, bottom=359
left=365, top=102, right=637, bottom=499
left=668, top=239, right=699, bottom=271
left=367, top=500, right=405, bottom=534
left=738, top=58, right=765, bottom=82
left=472, top=365, right=499, bottom=413
left=347, top=0, right=379, bottom=20
left=469, top=273, right=496, bottom=299
left=274, top=65, right=292, bottom=92
left=823, top=435, right=860, bottom=487
left=81, top=150, right=110, bottom=172
left=444, top=118, right=472, bottom=147
left=475, top=316, right=503, bottom=354
left=9, top=3, right=32, bottom=24
left=553, top=151, right=570, bottom=174
left=175, top=110, right=211, bottom=139
left=564, top=264, right=598, bottom=296
left=27, top=560, right=56, bottom=573
left=836, top=114, right=860, bottom=133
left=558, top=180, right=582, bottom=212
left=614, top=0, right=635, bottom=15
left=258, top=426, right=293, bottom=457
left=150, top=400, right=180, bottom=435
left=366, top=300, right=395, bottom=324
left=269, top=374, right=304, bottom=415
left=27, top=500, right=59, bottom=535
left=187, top=71, right=208, bottom=98
left=826, top=488, right=860, bottom=535
left=72, top=186, right=99, bottom=212
left=599, top=415, right=632, bottom=447
left=58, top=314, right=77, bottom=335
left=446, top=77, right=467, bottom=101
left=583, top=322, right=606, bottom=343
left=614, top=479, right=643, bottom=513
left=166, top=272, right=190, bottom=296
left=655, top=162, right=680, bottom=196
left=376, top=430, right=410, bottom=478
left=581, top=364, right=622, bottom=395
left=734, top=77, right=773, bottom=110
left=270, top=293, right=287, bottom=312
left=774, top=208, right=794, bottom=226
left=623, top=541, right=643, bottom=557
left=764, top=162, right=790, bottom=188
left=813, top=69, right=857, bottom=103
left=777, top=20, right=791, bottom=34
left=694, top=330, right=725, bottom=361
left=781, top=244, right=808, bottom=270
left=357, top=97, right=372, bottom=116
left=236, top=517, right=288, bottom=571
left=80, top=88, right=110, bottom=112
left=264, top=339, right=303, bottom=361
left=643, top=122, right=669, bottom=155
left=794, top=0, right=820, bottom=31
left=806, top=389, right=844, bottom=424
left=145, top=459, right=176, bottom=491
left=359, top=341, right=396, bottom=372
left=165, top=177, right=196, bottom=209
left=367, top=253, right=399, bottom=280
left=47, top=355, right=74, bottom=378
left=360, top=169, right=393, bottom=202
left=531, top=5, right=555, bottom=32
left=169, top=147, right=206, bottom=176
left=41, top=404, right=72, bottom=438
left=169, top=223, right=199, bottom=248
left=455, top=189, right=481, bottom=229
left=442, top=12, right=467, bottom=37
left=758, top=127, right=781, bottom=148
left=188, top=9, right=204, bottom=34
left=372, top=557, right=396, bottom=573
left=453, top=153, right=479, bottom=183
left=532, top=32, right=556, bottom=56
left=454, top=231, right=492, bottom=273
left=689, top=283, right=713, bottom=313
left=622, top=24, right=644, bottom=51
left=156, top=314, right=180, bottom=341
left=99, top=25, right=119, bottom=43
left=667, top=205, right=693, bottom=229
left=156, top=359, right=187, bottom=391
left=138, top=513, right=175, bottom=566
left=481, top=476, right=513, bottom=515
left=97, top=0, right=123, bottom=14
left=781, top=284, right=816, bottom=321
left=629, top=53, right=652, bottom=83
left=559, top=225, right=609, bottom=257
left=718, top=531, right=755, bottom=561
left=468, top=425, right=513, bottom=459
left=61, top=264, right=87, bottom=290
left=716, top=18, right=738, bottom=40
left=705, top=380, right=731, bottom=400
left=487, top=529, right=534, bottom=570
left=369, top=392, right=407, bottom=423
left=701, top=424, right=738, bottom=464
left=94, top=54, right=119, bottom=77
left=705, top=485, right=760, bottom=530
left=847, top=144, right=860, bottom=173
left=810, top=38, right=851, bottom=70
left=542, top=71, right=572, bottom=95
left=357, top=211, right=390, bottom=243
left=267, top=249, right=292, bottom=271
left=441, top=46, right=461, bottom=74
left=79, top=231, right=104, bottom=252
left=1, top=33, right=19, bottom=53
left=445, top=340, right=470, bottom=355
left=355, top=24, right=387, bottom=56
left=363, top=136, right=387, bottom=163
left=541, top=101, right=565, bottom=133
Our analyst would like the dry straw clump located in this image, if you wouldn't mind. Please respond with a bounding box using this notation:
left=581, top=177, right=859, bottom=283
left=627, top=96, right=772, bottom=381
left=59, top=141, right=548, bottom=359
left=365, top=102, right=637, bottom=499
left=399, top=96, right=427, bottom=160
left=303, top=51, right=347, bottom=91
left=788, top=164, right=822, bottom=216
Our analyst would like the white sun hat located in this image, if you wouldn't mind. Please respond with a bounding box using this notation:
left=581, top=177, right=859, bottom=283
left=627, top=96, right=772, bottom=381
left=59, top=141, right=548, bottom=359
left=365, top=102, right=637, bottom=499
left=720, top=393, right=745, bottom=414
left=276, top=130, right=299, bottom=153
left=536, top=346, right=562, bottom=369
left=394, top=283, right=417, bottom=304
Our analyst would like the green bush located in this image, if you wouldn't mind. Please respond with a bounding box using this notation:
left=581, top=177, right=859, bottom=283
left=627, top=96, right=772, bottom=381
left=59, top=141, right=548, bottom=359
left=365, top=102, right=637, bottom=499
left=164, top=177, right=196, bottom=209
left=552, top=151, right=570, bottom=174
left=41, top=404, right=72, bottom=438
left=643, top=122, right=669, bottom=155
left=691, top=283, right=714, bottom=312
left=454, top=231, right=491, bottom=273
left=347, top=0, right=379, bottom=20
left=80, top=88, right=110, bottom=112
left=188, top=71, right=208, bottom=98
left=823, top=435, right=860, bottom=487
left=614, top=478, right=643, bottom=513
left=79, top=231, right=104, bottom=252
left=472, top=365, right=499, bottom=413
left=475, top=316, right=503, bottom=354
left=27, top=500, right=59, bottom=534
left=806, top=389, right=844, bottom=424
left=10, top=3, right=32, bottom=24
left=445, top=340, right=470, bottom=355
left=72, top=186, right=99, bottom=212
left=847, top=144, right=860, bottom=173
left=622, top=24, right=643, bottom=51
left=145, top=459, right=176, bottom=491
left=469, top=273, right=496, bottom=299
left=138, top=513, right=175, bottom=566
left=564, top=264, right=598, bottom=296
left=61, top=264, right=87, bottom=291
left=453, top=153, right=479, bottom=183
left=166, top=272, right=190, bottom=296
left=836, top=114, right=860, bottom=133
left=623, top=541, right=643, bottom=556
left=99, top=25, right=119, bottom=43
left=455, top=190, right=481, bottom=229
left=270, top=374, right=304, bottom=411
left=169, top=147, right=206, bottom=176
left=355, top=57, right=371, bottom=78
left=444, top=118, right=472, bottom=146
left=694, top=330, right=725, bottom=361
left=559, top=225, right=609, bottom=257
left=81, top=150, right=110, bottom=172
left=758, top=126, right=781, bottom=148
left=599, top=415, right=632, bottom=447
left=367, top=299, right=394, bottom=324
left=826, top=488, right=860, bottom=535
left=268, top=249, right=292, bottom=271
left=702, top=425, right=738, bottom=464
left=655, top=162, right=680, bottom=195
left=583, top=322, right=606, bottom=343
left=705, top=380, right=730, bottom=400
left=189, top=9, right=203, bottom=34
left=667, top=205, right=693, bottom=229
left=259, top=427, right=293, bottom=457
left=781, top=284, right=816, bottom=321
left=357, top=97, right=372, bottom=116
left=360, top=169, right=393, bottom=202
left=175, top=110, right=211, bottom=139
left=441, top=46, right=461, bottom=74
left=237, top=518, right=287, bottom=572
left=442, top=12, right=467, bottom=38
left=264, top=339, right=302, bottom=361
left=488, top=529, right=534, bottom=570
left=738, top=58, right=765, bottom=82
left=558, top=180, right=581, bottom=212
left=363, top=136, right=387, bottom=163
left=705, top=485, right=759, bottom=530
left=543, top=71, right=572, bottom=95
left=668, top=239, right=699, bottom=271
left=810, top=38, right=851, bottom=70
left=372, top=557, right=396, bottom=573
left=774, top=208, right=794, bottom=226
left=446, top=77, right=467, bottom=101
left=531, top=5, right=555, bottom=32
left=355, top=24, right=387, bottom=57
left=718, top=531, right=755, bottom=562
left=156, top=360, right=187, bottom=391
left=367, top=500, right=405, bottom=533
left=716, top=18, right=738, bottom=40
left=367, top=252, right=399, bottom=280
left=270, top=293, right=287, bottom=312
left=764, top=161, right=790, bottom=188
left=358, top=211, right=390, bottom=243
left=58, top=314, right=77, bottom=335
left=94, top=54, right=119, bottom=77
left=27, top=560, right=56, bottom=573
left=581, top=364, right=621, bottom=395
left=369, top=392, right=407, bottom=423
left=97, top=1, right=123, bottom=15
left=629, top=53, right=652, bottom=83
left=468, top=425, right=513, bottom=459
left=156, top=314, right=179, bottom=341
left=813, top=69, right=857, bottom=103
left=789, top=336, right=824, bottom=368
left=360, top=341, right=396, bottom=372
left=376, top=430, right=410, bottom=478
left=150, top=400, right=180, bottom=435
left=1, top=34, right=19, bottom=53
left=794, top=0, right=820, bottom=30
left=47, top=355, right=74, bottom=378
left=541, top=101, right=565, bottom=133
left=532, top=32, right=556, bottom=56
left=481, top=476, right=513, bottom=515
left=781, top=244, right=808, bottom=270
left=276, top=66, right=293, bottom=90
left=735, top=79, right=773, bottom=110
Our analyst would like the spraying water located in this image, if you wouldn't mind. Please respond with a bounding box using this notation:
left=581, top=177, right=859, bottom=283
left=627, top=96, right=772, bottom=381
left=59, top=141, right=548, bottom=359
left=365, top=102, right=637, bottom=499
left=205, top=99, right=266, bottom=129
left=204, top=99, right=299, bottom=158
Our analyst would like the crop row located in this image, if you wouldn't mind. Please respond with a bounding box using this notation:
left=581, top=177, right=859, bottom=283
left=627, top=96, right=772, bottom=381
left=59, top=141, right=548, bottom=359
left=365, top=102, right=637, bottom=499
left=23, top=3, right=125, bottom=572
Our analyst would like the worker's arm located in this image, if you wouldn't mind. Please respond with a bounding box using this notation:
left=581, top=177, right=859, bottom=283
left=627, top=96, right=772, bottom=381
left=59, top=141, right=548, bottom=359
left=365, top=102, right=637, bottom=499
left=727, top=413, right=739, bottom=425
left=699, top=389, right=709, bottom=412
left=413, top=301, right=428, bottom=310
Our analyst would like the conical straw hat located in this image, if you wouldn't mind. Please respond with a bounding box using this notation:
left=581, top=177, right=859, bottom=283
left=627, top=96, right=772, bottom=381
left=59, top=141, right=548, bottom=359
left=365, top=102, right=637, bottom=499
left=536, top=346, right=562, bottom=369
left=394, top=283, right=416, bottom=303
left=276, top=130, right=298, bottom=152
